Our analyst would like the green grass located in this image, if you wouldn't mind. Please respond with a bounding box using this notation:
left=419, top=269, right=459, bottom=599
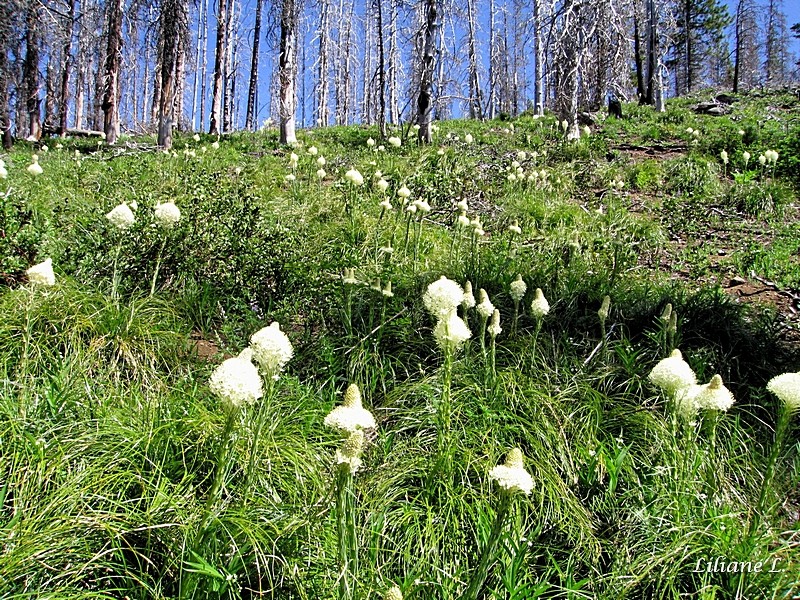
left=1, top=93, right=799, bottom=599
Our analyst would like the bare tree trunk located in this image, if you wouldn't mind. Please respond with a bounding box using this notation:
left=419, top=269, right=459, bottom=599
left=191, top=0, right=206, bottom=129
left=58, top=0, right=76, bottom=135
left=466, top=0, right=483, bottom=119
left=434, top=7, right=446, bottom=120
left=634, top=2, right=645, bottom=103
left=245, top=0, right=263, bottom=129
left=388, top=0, right=399, bottom=124
left=362, top=2, right=373, bottom=124
left=415, top=0, right=437, bottom=143
left=102, top=0, right=123, bottom=143
left=0, top=0, right=12, bottom=148
left=488, top=0, right=496, bottom=119
left=222, top=0, right=235, bottom=132
left=158, top=0, right=187, bottom=148
left=315, top=0, right=331, bottom=126
left=532, top=0, right=543, bottom=115
left=23, top=1, right=42, bottom=140
left=376, top=0, right=387, bottom=136
left=279, top=0, right=297, bottom=144
left=199, top=0, right=209, bottom=129
left=645, top=0, right=658, bottom=105
left=174, top=28, right=186, bottom=130
left=209, top=0, right=228, bottom=134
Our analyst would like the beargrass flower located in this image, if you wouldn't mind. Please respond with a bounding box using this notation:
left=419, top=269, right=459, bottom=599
left=317, top=156, right=326, bottom=167
left=345, top=168, right=364, bottom=186
left=720, top=150, right=728, bottom=164
left=684, top=374, right=735, bottom=412
left=285, top=173, right=296, bottom=182
left=325, top=383, right=377, bottom=432
left=489, top=448, right=533, bottom=495
left=414, top=199, right=431, bottom=213
left=193, top=133, right=200, bottom=142
left=289, top=153, right=299, bottom=168
left=759, top=154, right=767, bottom=165
left=316, top=168, right=326, bottom=179
left=308, top=146, right=318, bottom=156
left=27, top=155, right=43, bottom=176
left=154, top=202, right=181, bottom=228
left=343, top=267, right=358, bottom=285
left=767, top=373, right=800, bottom=414
left=465, top=133, right=473, bottom=144
left=106, top=203, right=136, bottom=230
left=367, top=137, right=376, bottom=147
left=335, top=429, right=365, bottom=474
left=462, top=281, right=476, bottom=310
left=598, top=295, right=611, bottom=321
left=0, top=159, right=7, bottom=178
left=424, top=276, right=464, bottom=319
left=384, top=585, right=403, bottom=600
left=397, top=185, right=411, bottom=200
left=433, top=311, right=472, bottom=352
left=457, top=211, right=470, bottom=228
left=388, top=136, right=401, bottom=148
left=406, top=203, right=417, bottom=214
left=530, top=288, right=550, bottom=319
left=508, top=220, right=522, bottom=235
left=208, top=353, right=264, bottom=410
left=26, top=258, right=55, bottom=286
left=766, top=149, right=779, bottom=163
left=648, top=349, right=697, bottom=397
left=743, top=151, right=751, bottom=166
left=249, top=322, right=294, bottom=378
left=211, top=140, right=220, bottom=150
left=488, top=309, right=502, bottom=338
left=377, top=178, right=389, bottom=193
left=510, top=275, right=527, bottom=303
left=476, top=289, right=494, bottom=320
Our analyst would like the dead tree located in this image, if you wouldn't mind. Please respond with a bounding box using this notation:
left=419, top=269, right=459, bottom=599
left=23, top=0, right=42, bottom=140
left=415, top=0, right=437, bottom=143
left=157, top=0, right=188, bottom=147
left=209, top=0, right=228, bottom=133
left=245, top=0, right=264, bottom=129
left=279, top=0, right=297, bottom=144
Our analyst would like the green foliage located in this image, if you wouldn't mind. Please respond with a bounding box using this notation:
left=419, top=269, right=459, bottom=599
left=1, top=91, right=799, bottom=599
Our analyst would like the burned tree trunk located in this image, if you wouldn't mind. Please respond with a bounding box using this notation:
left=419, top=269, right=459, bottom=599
left=245, top=0, right=263, bottom=130
left=415, top=0, right=437, bottom=143
left=157, top=0, right=187, bottom=148
left=102, top=0, right=124, bottom=144
left=23, top=1, right=42, bottom=140
left=209, top=0, right=228, bottom=134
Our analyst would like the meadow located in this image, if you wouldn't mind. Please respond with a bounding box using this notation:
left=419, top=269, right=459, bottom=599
left=1, top=91, right=800, bottom=599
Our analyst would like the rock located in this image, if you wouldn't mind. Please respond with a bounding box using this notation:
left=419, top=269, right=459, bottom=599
left=729, top=276, right=747, bottom=287
left=693, top=102, right=730, bottom=115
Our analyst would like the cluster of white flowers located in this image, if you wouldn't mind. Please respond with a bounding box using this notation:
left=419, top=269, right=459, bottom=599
left=476, top=289, right=494, bottom=320
left=433, top=311, right=472, bottom=352
left=345, top=168, right=364, bottom=186
left=489, top=448, right=533, bottom=495
left=767, top=373, right=800, bottom=414
left=308, top=146, right=318, bottom=156
left=765, top=149, right=779, bottom=164
left=598, top=295, right=611, bottom=322
left=106, top=203, right=136, bottom=230
left=720, top=150, right=729, bottom=165
left=154, top=202, right=181, bottom=228
left=26, top=258, right=56, bottom=286
left=335, top=429, right=365, bottom=474
left=510, top=275, right=527, bottom=303
left=0, top=158, right=8, bottom=179
left=383, top=585, right=403, bottom=600
left=464, top=133, right=474, bottom=144
left=388, top=136, right=402, bottom=148
left=530, top=288, right=550, bottom=319
left=682, top=374, right=735, bottom=412
left=27, top=155, right=43, bottom=176
left=648, top=349, right=697, bottom=398
left=250, top=322, right=294, bottom=378
left=462, top=281, right=476, bottom=310
left=488, top=310, right=502, bottom=338
left=208, top=351, right=264, bottom=410
left=423, top=276, right=464, bottom=319
left=324, top=383, right=377, bottom=432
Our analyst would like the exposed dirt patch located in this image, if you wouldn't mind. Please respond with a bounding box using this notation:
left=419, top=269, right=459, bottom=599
left=189, top=332, right=221, bottom=361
